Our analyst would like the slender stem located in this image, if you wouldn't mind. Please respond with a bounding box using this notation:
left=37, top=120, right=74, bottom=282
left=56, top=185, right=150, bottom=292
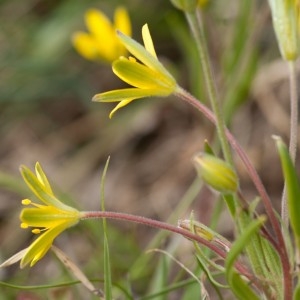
left=288, top=61, right=298, bottom=163
left=81, top=211, right=255, bottom=283
left=175, top=86, right=292, bottom=299
left=185, top=11, right=233, bottom=165
left=281, top=61, right=298, bottom=228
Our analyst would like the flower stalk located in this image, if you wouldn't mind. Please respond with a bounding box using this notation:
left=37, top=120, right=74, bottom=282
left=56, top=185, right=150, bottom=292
left=175, top=86, right=292, bottom=299
left=81, top=210, right=256, bottom=284
left=184, top=10, right=233, bottom=166
left=282, top=61, right=299, bottom=227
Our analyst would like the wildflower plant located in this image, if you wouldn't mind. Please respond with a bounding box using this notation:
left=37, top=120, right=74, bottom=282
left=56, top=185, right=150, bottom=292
left=1, top=1, right=300, bottom=299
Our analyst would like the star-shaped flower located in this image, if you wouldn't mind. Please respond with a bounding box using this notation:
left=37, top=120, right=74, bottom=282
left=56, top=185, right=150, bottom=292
left=72, top=7, right=131, bottom=62
left=92, top=24, right=178, bottom=118
left=0, top=163, right=81, bottom=268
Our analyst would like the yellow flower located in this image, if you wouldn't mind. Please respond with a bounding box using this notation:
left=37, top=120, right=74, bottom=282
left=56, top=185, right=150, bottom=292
left=92, top=24, right=178, bottom=118
left=72, top=7, right=131, bottom=62
left=0, top=163, right=81, bottom=268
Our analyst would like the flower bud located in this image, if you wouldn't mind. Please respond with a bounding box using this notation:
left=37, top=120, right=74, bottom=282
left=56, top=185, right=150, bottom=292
left=198, top=0, right=209, bottom=8
left=268, top=0, right=299, bottom=61
left=193, top=153, right=238, bottom=193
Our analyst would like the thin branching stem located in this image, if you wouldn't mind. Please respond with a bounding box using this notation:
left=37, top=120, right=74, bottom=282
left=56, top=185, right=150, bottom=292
left=175, top=86, right=292, bottom=300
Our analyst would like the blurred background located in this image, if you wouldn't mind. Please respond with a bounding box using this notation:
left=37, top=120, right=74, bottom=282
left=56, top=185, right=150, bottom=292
left=0, top=0, right=298, bottom=299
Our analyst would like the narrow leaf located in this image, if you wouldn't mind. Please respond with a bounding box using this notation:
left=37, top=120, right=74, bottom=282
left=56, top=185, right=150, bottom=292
left=225, top=216, right=265, bottom=300
left=275, top=137, right=300, bottom=238
left=100, top=157, right=112, bottom=299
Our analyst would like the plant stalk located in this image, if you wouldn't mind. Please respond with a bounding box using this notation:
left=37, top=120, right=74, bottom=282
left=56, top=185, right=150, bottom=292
left=185, top=10, right=233, bottom=166
left=81, top=210, right=255, bottom=284
left=175, top=86, right=292, bottom=299
left=281, top=61, right=298, bottom=228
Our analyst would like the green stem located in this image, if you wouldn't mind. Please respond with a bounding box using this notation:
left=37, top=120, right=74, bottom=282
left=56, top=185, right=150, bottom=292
left=185, top=10, right=233, bottom=165
left=288, top=61, right=298, bottom=163
left=281, top=61, right=298, bottom=227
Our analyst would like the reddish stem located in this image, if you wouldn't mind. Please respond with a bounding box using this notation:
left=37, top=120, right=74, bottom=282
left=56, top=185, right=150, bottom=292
left=175, top=87, right=292, bottom=299
left=81, top=210, right=257, bottom=284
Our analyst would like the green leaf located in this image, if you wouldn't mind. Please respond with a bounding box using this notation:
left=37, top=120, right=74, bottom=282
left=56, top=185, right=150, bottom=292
left=101, top=157, right=112, bottom=299
left=293, top=283, right=300, bottom=300
left=103, top=234, right=112, bottom=300
left=275, top=137, right=300, bottom=239
left=148, top=255, right=168, bottom=300
left=225, top=216, right=265, bottom=300
left=203, top=140, right=215, bottom=156
left=228, top=272, right=259, bottom=300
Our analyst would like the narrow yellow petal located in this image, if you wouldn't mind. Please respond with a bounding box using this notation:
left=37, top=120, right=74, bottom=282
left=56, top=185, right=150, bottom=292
left=20, top=165, right=78, bottom=212
left=142, top=24, right=157, bottom=58
left=85, top=9, right=118, bottom=61
left=20, top=223, right=68, bottom=268
left=114, top=7, right=131, bottom=36
left=35, top=162, right=53, bottom=195
left=109, top=99, right=134, bottom=118
left=72, top=32, right=99, bottom=60
left=85, top=9, right=113, bottom=40
left=93, top=88, right=167, bottom=103
left=113, top=58, right=176, bottom=91
left=117, top=30, right=175, bottom=81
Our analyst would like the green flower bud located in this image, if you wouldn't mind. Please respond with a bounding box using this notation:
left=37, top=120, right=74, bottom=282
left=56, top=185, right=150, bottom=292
left=268, top=0, right=299, bottom=61
left=193, top=153, right=238, bottom=193
left=170, top=0, right=198, bottom=12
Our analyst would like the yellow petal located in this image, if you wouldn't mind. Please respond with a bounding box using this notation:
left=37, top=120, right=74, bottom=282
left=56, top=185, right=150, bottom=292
left=35, top=162, right=53, bottom=195
left=109, top=99, right=134, bottom=118
left=20, top=165, right=77, bottom=212
left=114, top=7, right=131, bottom=36
left=20, top=223, right=68, bottom=268
left=93, top=88, right=167, bottom=103
left=142, top=24, right=157, bottom=58
left=117, top=30, right=175, bottom=81
left=85, top=9, right=113, bottom=40
left=72, top=32, right=99, bottom=61
left=85, top=9, right=118, bottom=61
left=20, top=206, right=79, bottom=229
left=113, top=58, right=176, bottom=91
